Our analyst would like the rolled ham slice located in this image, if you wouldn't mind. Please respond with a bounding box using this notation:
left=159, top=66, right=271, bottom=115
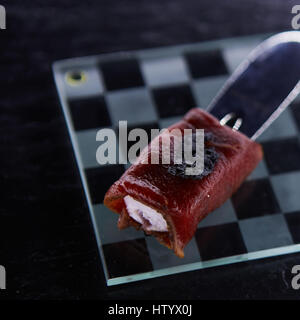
left=104, top=108, right=263, bottom=257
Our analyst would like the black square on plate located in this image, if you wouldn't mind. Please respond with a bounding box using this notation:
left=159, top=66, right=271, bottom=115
left=69, top=96, right=111, bottom=131
left=185, top=49, right=228, bottom=79
left=291, top=101, right=300, bottom=131
left=195, top=222, right=247, bottom=261
left=262, top=137, right=300, bottom=174
left=231, top=178, right=281, bottom=220
left=103, top=238, right=153, bottom=278
left=99, top=59, right=144, bottom=91
left=85, top=165, right=125, bottom=204
left=285, top=211, right=300, bottom=244
left=152, top=85, right=196, bottom=118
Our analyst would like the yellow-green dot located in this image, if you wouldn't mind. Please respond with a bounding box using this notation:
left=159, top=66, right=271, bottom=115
left=65, top=70, right=87, bottom=86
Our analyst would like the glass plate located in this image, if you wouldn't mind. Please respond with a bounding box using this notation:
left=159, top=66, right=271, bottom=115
left=53, top=33, right=300, bottom=285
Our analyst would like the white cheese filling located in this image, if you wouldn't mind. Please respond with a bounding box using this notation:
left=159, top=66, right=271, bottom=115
left=124, top=195, right=168, bottom=232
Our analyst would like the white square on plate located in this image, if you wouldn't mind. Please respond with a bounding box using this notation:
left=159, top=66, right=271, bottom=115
left=141, top=56, right=189, bottom=87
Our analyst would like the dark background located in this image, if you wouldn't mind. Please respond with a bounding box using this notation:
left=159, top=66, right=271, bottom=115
left=1, top=0, right=300, bottom=299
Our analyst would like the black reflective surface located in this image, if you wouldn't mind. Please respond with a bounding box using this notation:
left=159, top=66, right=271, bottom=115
left=3, top=0, right=300, bottom=300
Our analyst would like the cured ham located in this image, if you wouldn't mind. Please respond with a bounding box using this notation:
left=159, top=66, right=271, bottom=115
left=104, top=108, right=263, bottom=257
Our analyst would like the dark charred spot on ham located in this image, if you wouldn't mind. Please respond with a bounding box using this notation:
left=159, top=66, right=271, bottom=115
left=163, top=131, right=219, bottom=180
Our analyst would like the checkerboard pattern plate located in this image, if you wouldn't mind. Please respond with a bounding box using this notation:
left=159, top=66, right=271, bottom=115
left=53, top=34, right=300, bottom=286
